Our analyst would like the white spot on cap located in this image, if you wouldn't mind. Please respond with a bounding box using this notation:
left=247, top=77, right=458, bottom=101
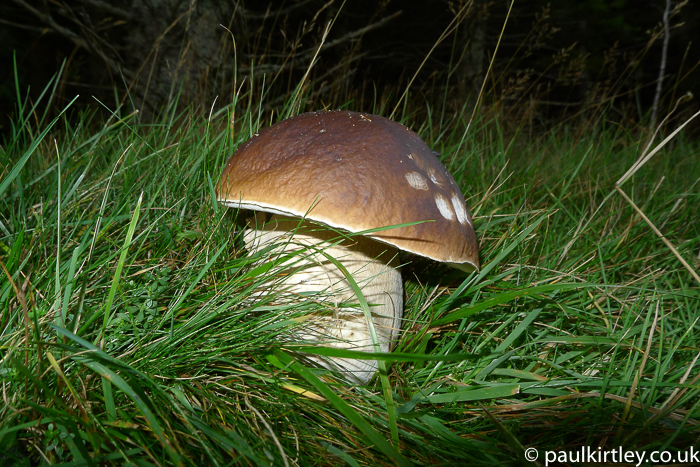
left=451, top=194, right=470, bottom=225
left=435, top=194, right=454, bottom=220
left=427, top=168, right=444, bottom=186
left=405, top=172, right=429, bottom=190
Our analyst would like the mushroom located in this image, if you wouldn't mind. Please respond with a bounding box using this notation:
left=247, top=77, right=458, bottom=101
left=216, top=110, right=479, bottom=383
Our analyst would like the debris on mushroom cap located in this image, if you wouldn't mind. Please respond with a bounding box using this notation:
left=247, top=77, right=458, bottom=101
left=216, top=110, right=479, bottom=272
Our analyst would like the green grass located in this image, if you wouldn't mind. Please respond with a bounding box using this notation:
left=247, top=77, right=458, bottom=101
left=1, top=72, right=699, bottom=466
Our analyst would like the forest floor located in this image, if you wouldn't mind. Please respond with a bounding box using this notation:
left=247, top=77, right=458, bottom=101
left=1, top=86, right=699, bottom=465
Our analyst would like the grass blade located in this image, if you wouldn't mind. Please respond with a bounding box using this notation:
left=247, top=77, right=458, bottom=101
left=99, top=192, right=143, bottom=344
left=0, top=96, right=79, bottom=198
left=270, top=351, right=412, bottom=466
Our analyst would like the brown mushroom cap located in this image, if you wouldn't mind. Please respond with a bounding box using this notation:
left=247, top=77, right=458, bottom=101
left=216, top=110, right=479, bottom=272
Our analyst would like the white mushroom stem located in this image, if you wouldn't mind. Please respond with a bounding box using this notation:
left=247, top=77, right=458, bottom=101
left=244, top=213, right=403, bottom=384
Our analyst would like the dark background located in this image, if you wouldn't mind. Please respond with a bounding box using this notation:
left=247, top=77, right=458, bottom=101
left=1, top=0, right=698, bottom=136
